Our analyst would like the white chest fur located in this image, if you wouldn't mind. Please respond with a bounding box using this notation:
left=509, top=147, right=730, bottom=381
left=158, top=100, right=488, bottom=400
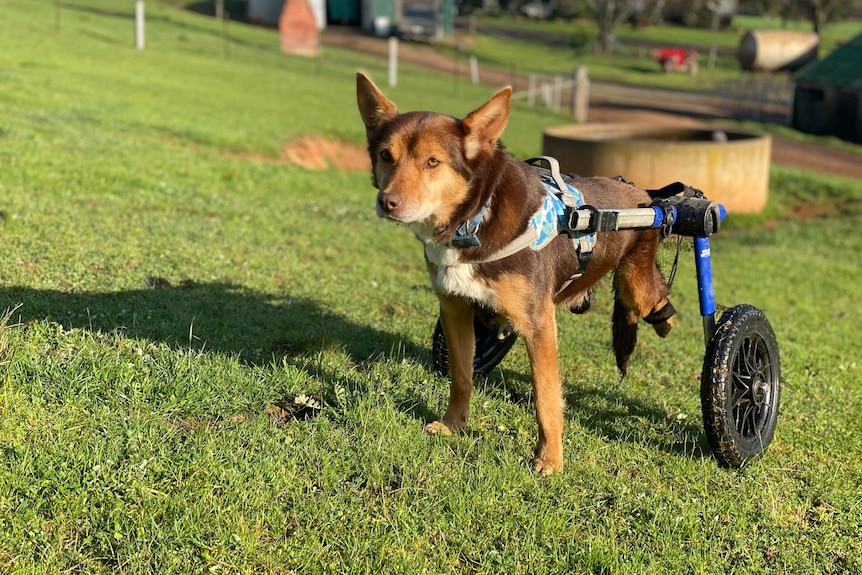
left=418, top=229, right=496, bottom=305
left=430, top=262, right=495, bottom=305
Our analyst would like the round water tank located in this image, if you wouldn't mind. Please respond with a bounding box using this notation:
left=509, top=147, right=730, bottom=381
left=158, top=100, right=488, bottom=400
left=738, top=30, right=819, bottom=72
left=542, top=124, right=772, bottom=214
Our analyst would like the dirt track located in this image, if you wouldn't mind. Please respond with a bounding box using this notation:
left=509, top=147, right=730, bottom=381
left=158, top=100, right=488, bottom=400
left=323, top=28, right=862, bottom=180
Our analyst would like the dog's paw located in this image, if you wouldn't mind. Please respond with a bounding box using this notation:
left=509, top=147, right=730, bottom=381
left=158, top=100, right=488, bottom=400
left=533, top=457, right=563, bottom=476
left=645, top=300, right=675, bottom=338
left=652, top=317, right=674, bottom=338
left=424, top=421, right=458, bottom=436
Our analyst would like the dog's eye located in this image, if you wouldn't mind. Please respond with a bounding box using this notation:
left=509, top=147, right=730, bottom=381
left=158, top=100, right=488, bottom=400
left=427, top=157, right=440, bottom=168
left=379, top=150, right=393, bottom=162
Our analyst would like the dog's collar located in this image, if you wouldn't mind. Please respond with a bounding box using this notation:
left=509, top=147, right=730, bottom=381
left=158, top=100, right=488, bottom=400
left=424, top=189, right=556, bottom=267
left=451, top=196, right=492, bottom=248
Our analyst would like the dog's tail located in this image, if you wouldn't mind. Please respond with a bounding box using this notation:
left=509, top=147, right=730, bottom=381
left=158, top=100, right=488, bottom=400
left=606, top=177, right=688, bottom=378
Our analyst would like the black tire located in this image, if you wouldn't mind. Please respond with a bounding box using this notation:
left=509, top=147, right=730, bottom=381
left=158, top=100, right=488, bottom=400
left=432, top=317, right=518, bottom=377
left=701, top=304, right=781, bottom=468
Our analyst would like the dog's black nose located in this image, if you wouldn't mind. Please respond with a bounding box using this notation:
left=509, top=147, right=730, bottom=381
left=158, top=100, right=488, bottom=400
left=377, top=192, right=402, bottom=214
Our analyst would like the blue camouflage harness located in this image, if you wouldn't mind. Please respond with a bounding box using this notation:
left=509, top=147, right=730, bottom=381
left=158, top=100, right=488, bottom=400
left=531, top=159, right=595, bottom=254
left=529, top=156, right=596, bottom=284
left=443, top=156, right=595, bottom=283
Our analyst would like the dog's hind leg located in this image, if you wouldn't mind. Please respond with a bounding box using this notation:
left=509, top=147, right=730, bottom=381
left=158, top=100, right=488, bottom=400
left=426, top=294, right=476, bottom=436
left=611, top=296, right=639, bottom=377
left=612, top=230, right=674, bottom=377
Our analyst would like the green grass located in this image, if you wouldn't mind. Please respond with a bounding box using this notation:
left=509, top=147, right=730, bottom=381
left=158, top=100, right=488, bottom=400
left=1, top=1, right=862, bottom=573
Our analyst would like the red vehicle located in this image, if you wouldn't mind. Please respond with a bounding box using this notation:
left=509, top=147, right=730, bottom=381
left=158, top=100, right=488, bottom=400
left=652, top=47, right=699, bottom=74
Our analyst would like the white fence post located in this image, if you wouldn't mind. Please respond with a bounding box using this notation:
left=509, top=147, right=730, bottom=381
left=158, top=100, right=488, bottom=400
left=135, top=1, right=145, bottom=50
left=469, top=55, right=479, bottom=85
left=571, top=66, right=589, bottom=122
left=388, top=36, right=398, bottom=88
left=553, top=75, right=562, bottom=113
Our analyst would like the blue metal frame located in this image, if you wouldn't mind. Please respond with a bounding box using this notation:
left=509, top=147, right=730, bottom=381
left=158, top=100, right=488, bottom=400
left=692, top=205, right=727, bottom=344
left=694, top=236, right=717, bottom=345
left=588, top=201, right=727, bottom=345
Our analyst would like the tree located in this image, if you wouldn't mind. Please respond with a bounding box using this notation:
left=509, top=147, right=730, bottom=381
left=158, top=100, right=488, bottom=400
left=586, top=0, right=640, bottom=53
left=773, top=0, right=848, bottom=33
left=804, top=0, right=846, bottom=34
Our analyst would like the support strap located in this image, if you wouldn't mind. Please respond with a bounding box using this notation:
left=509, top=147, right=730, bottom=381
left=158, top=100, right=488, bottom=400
left=524, top=156, right=595, bottom=282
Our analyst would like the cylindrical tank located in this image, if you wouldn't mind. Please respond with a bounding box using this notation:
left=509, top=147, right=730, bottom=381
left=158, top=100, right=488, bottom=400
left=737, top=30, right=819, bottom=72
left=542, top=124, right=772, bottom=214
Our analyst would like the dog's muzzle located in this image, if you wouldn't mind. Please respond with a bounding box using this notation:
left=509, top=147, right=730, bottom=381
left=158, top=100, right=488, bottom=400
left=377, top=191, right=403, bottom=218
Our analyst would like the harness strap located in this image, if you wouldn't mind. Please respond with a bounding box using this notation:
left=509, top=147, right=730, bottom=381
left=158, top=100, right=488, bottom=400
left=425, top=156, right=595, bottom=270
left=525, top=156, right=595, bottom=283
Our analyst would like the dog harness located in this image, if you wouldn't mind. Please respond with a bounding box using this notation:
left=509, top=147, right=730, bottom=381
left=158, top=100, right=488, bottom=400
left=433, top=156, right=595, bottom=280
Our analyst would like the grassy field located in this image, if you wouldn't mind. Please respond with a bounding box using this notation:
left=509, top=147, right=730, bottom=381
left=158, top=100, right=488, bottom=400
left=1, top=1, right=862, bottom=573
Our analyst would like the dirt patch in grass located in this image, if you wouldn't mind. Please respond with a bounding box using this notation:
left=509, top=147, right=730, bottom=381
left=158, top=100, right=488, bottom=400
left=785, top=201, right=843, bottom=222
left=282, top=135, right=369, bottom=172
left=230, top=135, right=370, bottom=172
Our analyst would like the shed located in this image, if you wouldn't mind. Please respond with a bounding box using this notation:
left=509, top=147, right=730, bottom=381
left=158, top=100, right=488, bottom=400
left=248, top=0, right=326, bottom=29
left=792, top=33, right=862, bottom=144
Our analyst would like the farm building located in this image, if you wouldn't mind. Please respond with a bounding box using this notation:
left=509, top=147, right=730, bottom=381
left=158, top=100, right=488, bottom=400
left=791, top=33, right=862, bottom=144
left=246, top=0, right=453, bottom=38
left=248, top=0, right=326, bottom=29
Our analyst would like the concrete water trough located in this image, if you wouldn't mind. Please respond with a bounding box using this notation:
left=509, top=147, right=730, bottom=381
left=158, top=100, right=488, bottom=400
left=542, top=124, right=772, bottom=214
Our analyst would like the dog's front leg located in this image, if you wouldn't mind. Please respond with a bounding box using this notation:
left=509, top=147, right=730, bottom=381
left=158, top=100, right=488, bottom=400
left=522, top=301, right=564, bottom=474
left=426, top=293, right=475, bottom=436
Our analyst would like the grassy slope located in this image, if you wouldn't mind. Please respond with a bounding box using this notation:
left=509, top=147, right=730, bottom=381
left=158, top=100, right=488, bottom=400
left=0, top=2, right=861, bottom=573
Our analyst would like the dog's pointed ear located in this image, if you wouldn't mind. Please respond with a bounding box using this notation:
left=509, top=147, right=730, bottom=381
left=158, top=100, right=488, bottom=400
left=357, top=72, right=398, bottom=134
left=461, top=86, right=512, bottom=160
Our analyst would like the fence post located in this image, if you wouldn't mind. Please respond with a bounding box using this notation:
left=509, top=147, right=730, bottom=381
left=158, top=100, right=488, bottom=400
left=571, top=66, right=589, bottom=122
left=223, top=11, right=230, bottom=58
left=388, top=36, right=398, bottom=88
left=135, top=1, right=145, bottom=50
left=553, top=75, right=562, bottom=113
left=469, top=55, right=479, bottom=85
left=528, top=74, right=536, bottom=107
left=542, top=82, right=551, bottom=107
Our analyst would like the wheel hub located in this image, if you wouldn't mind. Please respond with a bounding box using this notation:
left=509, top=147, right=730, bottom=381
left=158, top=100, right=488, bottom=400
left=752, top=377, right=770, bottom=407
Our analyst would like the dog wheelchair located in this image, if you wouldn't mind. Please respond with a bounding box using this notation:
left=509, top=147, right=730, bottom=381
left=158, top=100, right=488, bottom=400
left=431, top=167, right=781, bottom=469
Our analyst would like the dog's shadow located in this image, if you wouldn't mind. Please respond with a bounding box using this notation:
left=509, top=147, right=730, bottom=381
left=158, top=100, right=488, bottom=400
left=3, top=280, right=708, bottom=458
left=477, top=357, right=711, bottom=461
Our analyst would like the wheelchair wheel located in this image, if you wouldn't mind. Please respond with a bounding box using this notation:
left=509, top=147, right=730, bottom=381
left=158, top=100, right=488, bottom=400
left=701, top=304, right=781, bottom=468
left=432, top=317, right=518, bottom=376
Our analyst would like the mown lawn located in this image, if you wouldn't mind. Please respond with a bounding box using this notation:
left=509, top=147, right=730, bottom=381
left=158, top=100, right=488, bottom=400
left=1, top=1, right=861, bottom=574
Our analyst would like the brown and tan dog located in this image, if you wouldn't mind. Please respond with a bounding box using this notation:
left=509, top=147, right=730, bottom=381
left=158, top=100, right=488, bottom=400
left=356, top=72, right=674, bottom=474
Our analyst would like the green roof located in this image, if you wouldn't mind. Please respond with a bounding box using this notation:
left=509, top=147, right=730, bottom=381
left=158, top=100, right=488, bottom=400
left=794, top=33, right=862, bottom=89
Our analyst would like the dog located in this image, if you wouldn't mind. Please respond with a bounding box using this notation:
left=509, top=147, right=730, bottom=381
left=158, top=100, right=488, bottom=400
left=356, top=72, right=675, bottom=474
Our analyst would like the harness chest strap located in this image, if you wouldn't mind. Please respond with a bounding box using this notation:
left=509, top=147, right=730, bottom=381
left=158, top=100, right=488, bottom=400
left=424, top=156, right=595, bottom=273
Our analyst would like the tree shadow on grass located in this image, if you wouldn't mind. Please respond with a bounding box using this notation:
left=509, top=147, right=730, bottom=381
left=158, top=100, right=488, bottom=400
left=0, top=278, right=440, bottom=420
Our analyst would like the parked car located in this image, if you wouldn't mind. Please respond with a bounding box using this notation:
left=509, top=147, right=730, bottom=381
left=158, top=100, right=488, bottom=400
left=397, top=4, right=439, bottom=43
left=521, top=1, right=553, bottom=19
